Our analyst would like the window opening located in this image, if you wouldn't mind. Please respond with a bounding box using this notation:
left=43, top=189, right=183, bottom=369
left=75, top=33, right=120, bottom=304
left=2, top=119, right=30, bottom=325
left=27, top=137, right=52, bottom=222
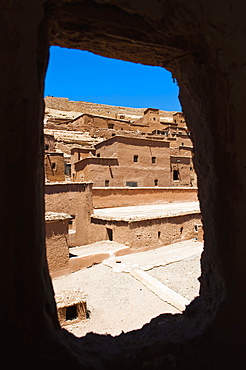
left=68, top=215, right=76, bottom=232
left=173, top=169, right=179, bottom=180
left=126, top=181, right=138, bottom=187
left=45, top=46, right=200, bottom=340
left=64, top=163, right=71, bottom=177
left=51, top=162, right=56, bottom=170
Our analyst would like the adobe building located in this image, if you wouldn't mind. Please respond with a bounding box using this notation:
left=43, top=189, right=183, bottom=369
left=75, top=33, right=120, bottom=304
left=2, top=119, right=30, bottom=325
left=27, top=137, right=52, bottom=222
left=45, top=103, right=188, bottom=142
left=71, top=135, right=195, bottom=187
left=90, top=204, right=201, bottom=252
left=44, top=152, right=65, bottom=182
left=173, top=112, right=187, bottom=128
left=44, top=133, right=55, bottom=152
left=45, top=182, right=93, bottom=247
left=66, top=113, right=132, bottom=131
left=2, top=1, right=246, bottom=369
left=45, top=211, right=71, bottom=277
left=131, top=108, right=161, bottom=131
left=72, top=135, right=172, bottom=187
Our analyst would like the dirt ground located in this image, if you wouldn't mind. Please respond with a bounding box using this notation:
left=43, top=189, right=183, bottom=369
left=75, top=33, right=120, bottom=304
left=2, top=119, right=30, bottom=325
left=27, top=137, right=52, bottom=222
left=52, top=239, right=202, bottom=337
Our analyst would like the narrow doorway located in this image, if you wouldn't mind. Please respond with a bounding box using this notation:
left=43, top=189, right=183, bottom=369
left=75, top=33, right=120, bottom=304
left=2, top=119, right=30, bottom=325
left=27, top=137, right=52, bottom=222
left=106, top=227, right=113, bottom=241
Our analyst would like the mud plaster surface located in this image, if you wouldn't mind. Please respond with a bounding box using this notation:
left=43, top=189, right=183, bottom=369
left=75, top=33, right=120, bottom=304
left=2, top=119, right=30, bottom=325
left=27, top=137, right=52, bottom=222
left=52, top=240, right=202, bottom=337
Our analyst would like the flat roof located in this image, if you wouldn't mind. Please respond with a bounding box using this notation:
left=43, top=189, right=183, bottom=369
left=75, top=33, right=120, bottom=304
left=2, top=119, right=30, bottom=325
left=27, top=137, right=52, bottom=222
left=92, top=201, right=200, bottom=222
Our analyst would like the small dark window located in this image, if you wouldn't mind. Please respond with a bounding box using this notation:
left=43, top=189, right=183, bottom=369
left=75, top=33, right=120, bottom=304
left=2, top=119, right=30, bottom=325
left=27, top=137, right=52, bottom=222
left=180, top=227, right=183, bottom=234
left=64, top=163, right=71, bottom=176
left=66, top=304, right=77, bottom=321
left=45, top=144, right=49, bottom=151
left=173, top=169, right=179, bottom=180
left=126, top=181, right=138, bottom=187
left=153, top=117, right=156, bottom=121
left=51, top=162, right=56, bottom=170
left=158, top=231, right=161, bottom=239
left=152, top=156, right=156, bottom=164
left=107, top=228, right=113, bottom=241
left=108, top=123, right=114, bottom=129
left=97, top=153, right=100, bottom=157
left=68, top=215, right=75, bottom=228
left=154, top=179, right=158, bottom=186
left=190, top=167, right=193, bottom=171
left=105, top=180, right=109, bottom=187
left=133, top=155, right=138, bottom=162
left=194, top=225, right=198, bottom=232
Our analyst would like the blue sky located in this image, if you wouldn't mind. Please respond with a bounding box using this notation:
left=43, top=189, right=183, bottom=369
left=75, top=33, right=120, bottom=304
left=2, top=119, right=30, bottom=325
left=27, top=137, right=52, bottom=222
left=44, top=46, right=181, bottom=111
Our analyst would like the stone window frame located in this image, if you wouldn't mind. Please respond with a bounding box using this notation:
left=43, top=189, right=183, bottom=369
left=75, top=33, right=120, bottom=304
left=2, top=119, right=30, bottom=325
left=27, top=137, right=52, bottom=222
left=4, top=1, right=240, bottom=367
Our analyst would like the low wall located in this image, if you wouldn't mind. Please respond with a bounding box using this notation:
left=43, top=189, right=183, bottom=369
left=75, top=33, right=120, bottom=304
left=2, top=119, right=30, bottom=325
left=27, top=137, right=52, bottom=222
left=90, top=212, right=201, bottom=252
left=92, top=187, right=198, bottom=209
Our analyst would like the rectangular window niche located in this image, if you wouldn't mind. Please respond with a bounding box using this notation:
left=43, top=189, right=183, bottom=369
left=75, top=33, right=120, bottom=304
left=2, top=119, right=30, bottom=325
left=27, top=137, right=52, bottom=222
left=55, top=289, right=87, bottom=326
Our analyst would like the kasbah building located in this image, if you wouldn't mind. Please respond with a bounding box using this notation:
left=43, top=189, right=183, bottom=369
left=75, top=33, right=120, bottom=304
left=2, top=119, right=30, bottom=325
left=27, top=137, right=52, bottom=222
left=44, top=96, right=202, bottom=325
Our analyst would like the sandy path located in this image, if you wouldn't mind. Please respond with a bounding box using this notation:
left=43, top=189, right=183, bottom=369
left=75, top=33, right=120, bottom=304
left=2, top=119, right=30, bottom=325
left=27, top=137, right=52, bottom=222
left=52, top=239, right=202, bottom=337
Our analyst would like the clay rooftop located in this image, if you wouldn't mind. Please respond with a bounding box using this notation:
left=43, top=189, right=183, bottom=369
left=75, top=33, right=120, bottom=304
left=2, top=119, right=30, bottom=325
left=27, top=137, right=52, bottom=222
left=92, top=201, right=200, bottom=222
